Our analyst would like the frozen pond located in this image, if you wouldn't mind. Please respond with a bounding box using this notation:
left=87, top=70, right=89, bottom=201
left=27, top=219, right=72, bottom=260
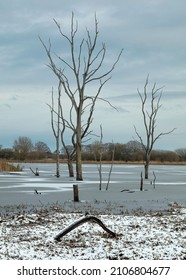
left=0, top=163, right=186, bottom=214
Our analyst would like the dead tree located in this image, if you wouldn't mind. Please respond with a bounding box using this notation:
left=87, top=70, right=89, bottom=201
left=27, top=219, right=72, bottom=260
left=30, top=167, right=39, bottom=176
left=34, top=189, right=41, bottom=195
left=134, top=75, right=176, bottom=179
left=140, top=171, right=143, bottom=191
left=91, top=125, right=104, bottom=190
left=40, top=13, right=123, bottom=181
left=58, top=82, right=75, bottom=177
left=152, top=171, right=156, bottom=189
left=106, top=142, right=115, bottom=191
left=54, top=215, right=116, bottom=241
left=97, top=125, right=103, bottom=191
left=73, top=184, right=79, bottom=202
left=48, top=82, right=75, bottom=177
left=48, top=84, right=61, bottom=177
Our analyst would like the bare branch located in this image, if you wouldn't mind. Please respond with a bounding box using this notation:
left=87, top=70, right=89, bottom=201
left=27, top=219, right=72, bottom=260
left=86, top=48, right=123, bottom=84
left=40, top=13, right=122, bottom=181
left=134, top=125, right=146, bottom=151
left=134, top=75, right=176, bottom=178
left=153, top=128, right=176, bottom=145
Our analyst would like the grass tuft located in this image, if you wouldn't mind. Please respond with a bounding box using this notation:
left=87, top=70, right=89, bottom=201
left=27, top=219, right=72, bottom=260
left=0, top=161, right=22, bottom=172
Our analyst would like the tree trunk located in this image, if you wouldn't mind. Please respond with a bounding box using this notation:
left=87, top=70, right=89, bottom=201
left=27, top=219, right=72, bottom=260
left=73, top=184, right=79, bottom=202
left=67, top=159, right=74, bottom=177
left=55, top=88, right=60, bottom=178
left=106, top=143, right=115, bottom=191
left=76, top=143, right=83, bottom=180
left=144, top=155, right=150, bottom=179
left=56, top=142, right=60, bottom=178
left=76, top=110, right=83, bottom=181
left=140, top=171, right=143, bottom=191
left=152, top=171, right=156, bottom=189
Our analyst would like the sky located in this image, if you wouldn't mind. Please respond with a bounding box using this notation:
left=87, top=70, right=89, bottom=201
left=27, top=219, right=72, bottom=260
left=0, top=0, right=186, bottom=151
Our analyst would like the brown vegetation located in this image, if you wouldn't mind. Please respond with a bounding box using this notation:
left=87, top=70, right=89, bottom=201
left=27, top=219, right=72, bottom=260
left=0, top=161, right=22, bottom=172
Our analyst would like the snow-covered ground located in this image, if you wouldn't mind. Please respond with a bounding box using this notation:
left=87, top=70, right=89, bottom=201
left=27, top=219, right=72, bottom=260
left=0, top=207, right=185, bottom=260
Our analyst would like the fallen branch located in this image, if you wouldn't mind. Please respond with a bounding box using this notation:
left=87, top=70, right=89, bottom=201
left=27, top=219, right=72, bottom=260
left=30, top=167, right=39, bottom=176
left=34, top=189, right=41, bottom=195
left=54, top=215, right=117, bottom=241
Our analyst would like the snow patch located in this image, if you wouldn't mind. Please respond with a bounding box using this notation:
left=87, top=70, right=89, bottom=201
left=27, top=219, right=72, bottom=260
left=0, top=209, right=185, bottom=260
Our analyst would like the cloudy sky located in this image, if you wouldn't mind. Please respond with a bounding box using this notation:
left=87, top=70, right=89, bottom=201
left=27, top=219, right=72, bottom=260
left=0, top=0, right=185, bottom=151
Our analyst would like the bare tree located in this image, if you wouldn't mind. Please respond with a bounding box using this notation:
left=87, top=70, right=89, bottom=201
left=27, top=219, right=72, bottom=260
left=106, top=141, right=115, bottom=191
left=175, top=148, right=186, bottom=161
left=40, top=13, right=123, bottom=180
left=35, top=141, right=51, bottom=156
left=58, top=81, right=75, bottom=177
left=92, top=125, right=104, bottom=190
left=49, top=82, right=75, bottom=177
left=90, top=126, right=103, bottom=190
left=13, top=136, right=34, bottom=160
left=48, top=84, right=61, bottom=177
left=134, top=75, right=176, bottom=179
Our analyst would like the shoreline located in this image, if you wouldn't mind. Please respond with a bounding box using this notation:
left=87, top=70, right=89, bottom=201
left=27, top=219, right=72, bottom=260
left=4, top=159, right=186, bottom=165
left=0, top=199, right=184, bottom=218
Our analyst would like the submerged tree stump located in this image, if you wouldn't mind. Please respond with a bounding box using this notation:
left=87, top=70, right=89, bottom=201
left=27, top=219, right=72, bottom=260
left=73, top=184, right=79, bottom=202
left=54, top=215, right=117, bottom=241
left=30, top=167, right=39, bottom=176
left=140, top=171, right=143, bottom=191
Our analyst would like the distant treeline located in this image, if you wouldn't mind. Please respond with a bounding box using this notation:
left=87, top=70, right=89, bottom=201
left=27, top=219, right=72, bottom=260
left=0, top=138, right=186, bottom=162
left=80, top=141, right=186, bottom=163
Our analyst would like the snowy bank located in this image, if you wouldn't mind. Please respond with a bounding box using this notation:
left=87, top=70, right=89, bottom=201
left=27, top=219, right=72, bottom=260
left=0, top=208, right=185, bottom=260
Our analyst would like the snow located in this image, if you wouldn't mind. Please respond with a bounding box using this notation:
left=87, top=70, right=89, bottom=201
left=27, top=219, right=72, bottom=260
left=0, top=207, right=185, bottom=260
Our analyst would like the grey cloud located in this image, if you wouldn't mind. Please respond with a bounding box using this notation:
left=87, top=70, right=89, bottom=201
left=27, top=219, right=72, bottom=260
left=0, top=0, right=185, bottom=150
left=10, top=95, right=19, bottom=101
left=3, top=104, right=11, bottom=109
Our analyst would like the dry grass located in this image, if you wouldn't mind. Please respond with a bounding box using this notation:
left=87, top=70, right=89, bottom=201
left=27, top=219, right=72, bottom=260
left=4, top=159, right=186, bottom=166
left=1, top=208, right=185, bottom=260
left=0, top=161, right=22, bottom=172
left=81, top=160, right=186, bottom=166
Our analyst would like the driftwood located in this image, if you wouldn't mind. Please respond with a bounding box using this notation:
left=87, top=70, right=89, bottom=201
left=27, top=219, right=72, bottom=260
left=54, top=215, right=117, bottom=241
left=30, top=167, right=39, bottom=176
left=34, top=189, right=41, bottom=195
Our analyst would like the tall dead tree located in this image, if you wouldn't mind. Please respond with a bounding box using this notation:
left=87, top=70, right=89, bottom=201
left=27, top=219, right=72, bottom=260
left=106, top=141, right=115, bottom=191
left=134, top=75, right=176, bottom=179
left=92, top=125, right=104, bottom=190
left=40, top=13, right=123, bottom=180
left=58, top=82, right=75, bottom=177
left=49, top=82, right=75, bottom=177
left=49, top=84, right=61, bottom=177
